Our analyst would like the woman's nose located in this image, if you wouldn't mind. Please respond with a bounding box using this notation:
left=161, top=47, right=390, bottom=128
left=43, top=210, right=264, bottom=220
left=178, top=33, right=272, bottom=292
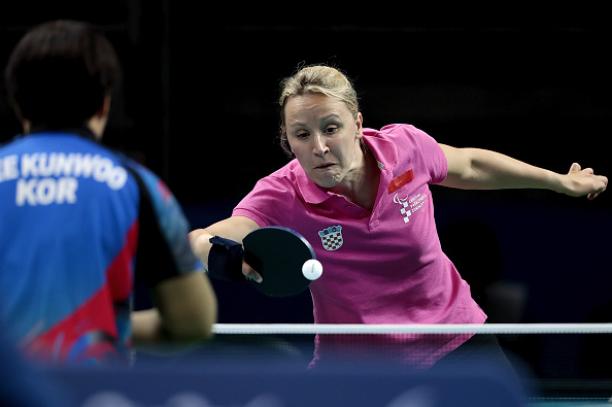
left=312, top=134, right=329, bottom=156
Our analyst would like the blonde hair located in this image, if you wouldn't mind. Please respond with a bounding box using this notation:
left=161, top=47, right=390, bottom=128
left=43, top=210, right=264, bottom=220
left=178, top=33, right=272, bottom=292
left=278, top=65, right=359, bottom=155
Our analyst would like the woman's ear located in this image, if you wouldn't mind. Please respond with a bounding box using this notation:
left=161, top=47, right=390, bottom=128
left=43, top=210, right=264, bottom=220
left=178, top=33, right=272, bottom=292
left=356, top=112, right=364, bottom=137
left=280, top=128, right=295, bottom=157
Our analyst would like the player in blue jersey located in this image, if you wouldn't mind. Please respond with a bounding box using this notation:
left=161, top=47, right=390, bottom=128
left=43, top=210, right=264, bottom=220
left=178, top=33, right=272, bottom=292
left=0, top=20, right=217, bottom=363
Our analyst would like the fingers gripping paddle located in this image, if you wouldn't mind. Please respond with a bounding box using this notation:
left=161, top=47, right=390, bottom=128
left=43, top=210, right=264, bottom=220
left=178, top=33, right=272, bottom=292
left=242, top=227, right=322, bottom=297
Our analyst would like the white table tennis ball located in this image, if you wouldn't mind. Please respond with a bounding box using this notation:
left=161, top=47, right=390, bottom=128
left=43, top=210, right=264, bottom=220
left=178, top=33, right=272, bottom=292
left=302, top=259, right=323, bottom=281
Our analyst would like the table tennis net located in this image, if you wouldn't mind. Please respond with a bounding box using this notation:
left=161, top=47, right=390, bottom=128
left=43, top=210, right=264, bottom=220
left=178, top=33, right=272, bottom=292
left=205, top=323, right=612, bottom=400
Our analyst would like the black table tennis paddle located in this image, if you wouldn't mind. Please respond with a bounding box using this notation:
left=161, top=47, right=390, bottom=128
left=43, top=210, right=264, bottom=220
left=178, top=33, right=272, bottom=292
left=242, top=226, right=319, bottom=297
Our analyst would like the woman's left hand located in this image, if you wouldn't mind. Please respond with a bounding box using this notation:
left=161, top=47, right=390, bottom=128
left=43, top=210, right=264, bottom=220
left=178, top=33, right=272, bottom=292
left=562, top=163, right=608, bottom=200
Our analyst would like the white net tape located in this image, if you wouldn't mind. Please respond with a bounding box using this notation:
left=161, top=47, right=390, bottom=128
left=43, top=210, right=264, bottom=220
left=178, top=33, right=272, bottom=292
left=214, top=323, right=612, bottom=335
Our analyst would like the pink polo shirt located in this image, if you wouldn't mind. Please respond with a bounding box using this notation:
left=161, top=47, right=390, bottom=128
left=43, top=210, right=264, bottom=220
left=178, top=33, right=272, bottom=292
left=233, top=124, right=486, bottom=367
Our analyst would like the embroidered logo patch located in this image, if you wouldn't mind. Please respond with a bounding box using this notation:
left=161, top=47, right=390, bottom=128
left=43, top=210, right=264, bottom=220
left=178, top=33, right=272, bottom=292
left=393, top=193, right=412, bottom=223
left=393, top=192, right=427, bottom=224
left=318, top=225, right=343, bottom=251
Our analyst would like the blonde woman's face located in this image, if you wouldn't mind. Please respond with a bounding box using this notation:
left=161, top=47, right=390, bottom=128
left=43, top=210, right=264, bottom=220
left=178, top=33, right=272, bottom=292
left=284, top=93, right=363, bottom=188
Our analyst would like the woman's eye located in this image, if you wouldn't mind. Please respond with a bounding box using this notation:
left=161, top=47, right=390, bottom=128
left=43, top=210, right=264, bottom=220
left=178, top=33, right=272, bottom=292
left=325, top=126, right=338, bottom=134
left=295, top=132, right=309, bottom=139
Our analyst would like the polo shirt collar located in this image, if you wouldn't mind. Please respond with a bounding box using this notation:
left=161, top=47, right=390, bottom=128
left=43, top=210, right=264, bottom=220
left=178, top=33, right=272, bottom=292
left=294, top=161, right=331, bottom=204
left=361, top=127, right=398, bottom=170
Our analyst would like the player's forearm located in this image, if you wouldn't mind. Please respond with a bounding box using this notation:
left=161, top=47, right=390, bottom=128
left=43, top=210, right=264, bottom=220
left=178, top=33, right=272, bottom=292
left=155, top=272, right=217, bottom=341
left=189, top=229, right=215, bottom=266
left=131, top=308, right=164, bottom=344
left=452, top=148, right=563, bottom=192
left=133, top=273, right=217, bottom=346
left=189, top=216, right=259, bottom=267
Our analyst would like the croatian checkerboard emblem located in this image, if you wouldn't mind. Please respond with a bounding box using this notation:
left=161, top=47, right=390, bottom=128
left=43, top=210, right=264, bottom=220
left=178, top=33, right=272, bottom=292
left=318, top=225, right=343, bottom=251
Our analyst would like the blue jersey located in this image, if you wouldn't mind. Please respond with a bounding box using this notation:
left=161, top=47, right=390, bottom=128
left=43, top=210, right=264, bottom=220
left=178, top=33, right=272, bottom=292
left=0, top=130, right=202, bottom=363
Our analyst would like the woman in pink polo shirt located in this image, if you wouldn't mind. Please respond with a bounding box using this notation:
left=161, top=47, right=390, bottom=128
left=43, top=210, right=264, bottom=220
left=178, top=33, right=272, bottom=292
left=190, top=65, right=607, bottom=367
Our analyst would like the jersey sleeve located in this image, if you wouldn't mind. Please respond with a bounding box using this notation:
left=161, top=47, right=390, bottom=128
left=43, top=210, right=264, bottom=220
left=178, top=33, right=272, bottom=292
left=414, top=126, right=448, bottom=184
left=126, top=163, right=203, bottom=287
left=381, top=124, right=448, bottom=184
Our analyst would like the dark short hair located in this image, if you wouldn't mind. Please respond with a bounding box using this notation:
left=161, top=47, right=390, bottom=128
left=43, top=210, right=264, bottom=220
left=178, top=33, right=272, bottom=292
left=4, top=20, right=121, bottom=129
